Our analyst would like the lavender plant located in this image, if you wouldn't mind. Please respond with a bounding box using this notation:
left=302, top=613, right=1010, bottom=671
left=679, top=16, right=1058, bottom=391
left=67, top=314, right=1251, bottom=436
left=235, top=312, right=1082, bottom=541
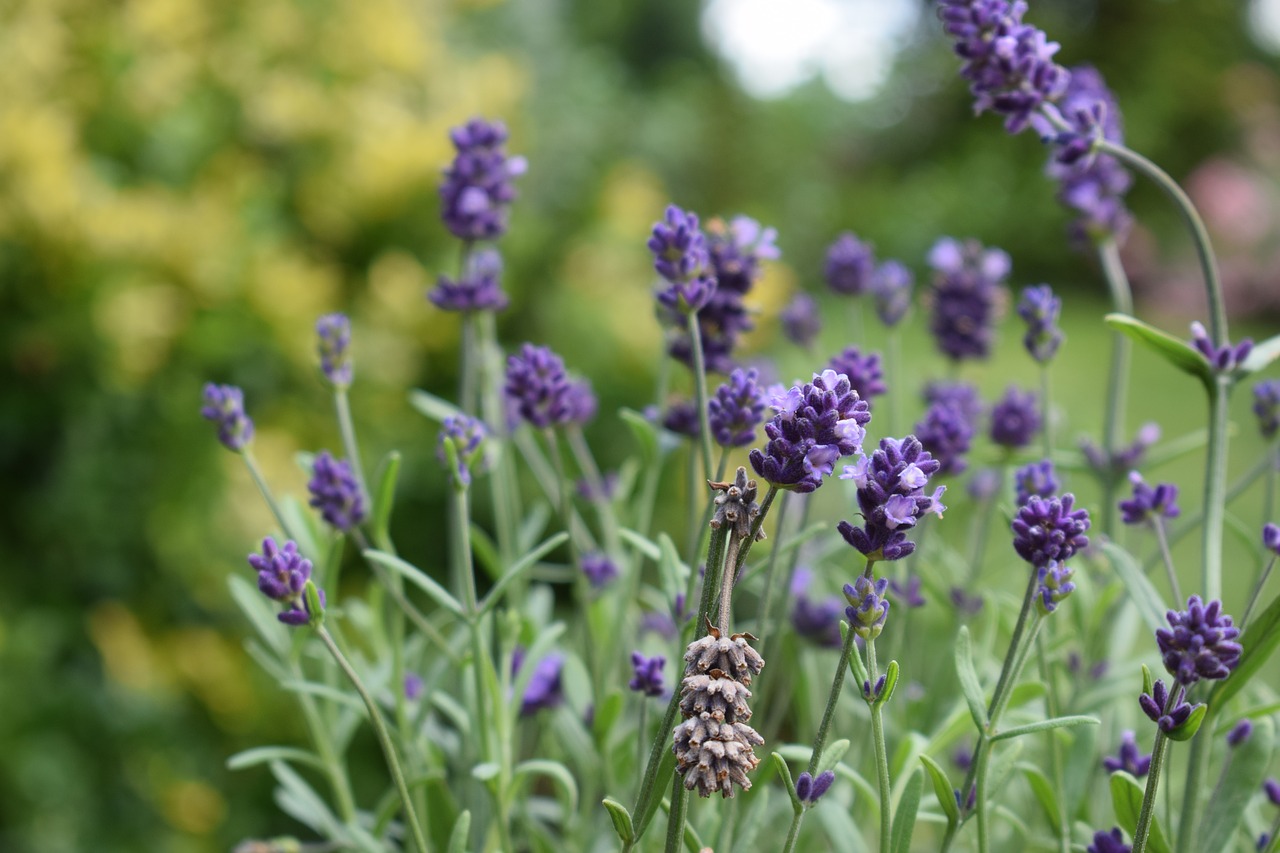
left=202, top=7, right=1280, bottom=849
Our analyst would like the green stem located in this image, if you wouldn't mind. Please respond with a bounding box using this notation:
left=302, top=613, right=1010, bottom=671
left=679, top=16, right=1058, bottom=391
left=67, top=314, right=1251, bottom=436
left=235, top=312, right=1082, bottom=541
left=1241, top=556, right=1278, bottom=631
left=1040, top=364, right=1052, bottom=461
left=965, top=472, right=1003, bottom=584
left=806, top=619, right=860, bottom=776
left=1203, top=377, right=1230, bottom=602
left=754, top=492, right=792, bottom=641
left=241, top=449, right=299, bottom=542
left=685, top=312, right=716, bottom=486
left=1176, top=706, right=1214, bottom=853
left=663, top=770, right=689, bottom=853
left=333, top=389, right=369, bottom=503
left=1152, top=517, right=1183, bottom=606
left=1133, top=731, right=1170, bottom=853
left=887, top=326, right=902, bottom=438
left=1035, top=632, right=1069, bottom=853
left=293, top=663, right=358, bottom=823
left=1097, top=238, right=1133, bottom=536
left=1261, top=812, right=1280, bottom=853
left=867, top=639, right=892, bottom=853
left=781, top=806, right=805, bottom=853
left=477, top=310, right=520, bottom=570
left=460, top=312, right=477, bottom=416
left=316, top=627, right=429, bottom=853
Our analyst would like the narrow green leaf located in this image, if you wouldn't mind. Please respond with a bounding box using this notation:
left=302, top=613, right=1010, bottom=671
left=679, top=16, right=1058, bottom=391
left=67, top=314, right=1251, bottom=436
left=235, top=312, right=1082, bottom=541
left=820, top=738, right=852, bottom=773
left=1110, top=770, right=1172, bottom=853
left=227, top=746, right=323, bottom=772
left=919, top=755, right=960, bottom=825
left=1104, top=313, right=1212, bottom=392
left=876, top=660, right=900, bottom=707
left=468, top=522, right=501, bottom=582
left=228, top=575, right=289, bottom=657
left=1101, top=541, right=1168, bottom=636
left=1142, top=428, right=1210, bottom=469
left=271, top=759, right=341, bottom=836
left=657, top=533, right=689, bottom=604
left=447, top=810, right=471, bottom=853
left=363, top=549, right=465, bottom=618
left=618, top=528, right=662, bottom=561
left=1210, top=591, right=1280, bottom=709
left=1021, top=765, right=1061, bottom=834
left=890, top=767, right=924, bottom=853
left=842, top=622, right=870, bottom=685
left=1165, top=703, right=1207, bottom=741
left=278, top=680, right=364, bottom=711
left=370, top=450, right=401, bottom=548
left=1199, top=716, right=1274, bottom=849
left=602, top=798, right=635, bottom=844
left=991, top=715, right=1099, bottom=743
left=471, top=762, right=500, bottom=782
left=1242, top=333, right=1280, bottom=375
left=1141, top=664, right=1154, bottom=698
left=955, top=626, right=988, bottom=729
left=773, top=752, right=802, bottom=814
left=593, top=690, right=625, bottom=746
left=633, top=748, right=675, bottom=838
left=479, top=532, right=569, bottom=614
left=619, top=407, right=661, bottom=463
left=409, top=389, right=463, bottom=423
left=515, top=759, right=579, bottom=815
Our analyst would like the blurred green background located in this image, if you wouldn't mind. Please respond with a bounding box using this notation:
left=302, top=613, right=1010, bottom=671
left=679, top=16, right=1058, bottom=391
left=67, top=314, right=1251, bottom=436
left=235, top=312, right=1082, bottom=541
left=3, top=0, right=1279, bottom=849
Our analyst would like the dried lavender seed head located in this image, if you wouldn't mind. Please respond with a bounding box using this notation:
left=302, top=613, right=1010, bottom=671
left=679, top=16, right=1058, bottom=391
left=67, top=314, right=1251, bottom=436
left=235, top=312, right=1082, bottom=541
left=316, top=313, right=354, bottom=387
left=201, top=383, right=254, bottom=452
left=1156, top=595, right=1242, bottom=685
left=672, top=714, right=764, bottom=798
left=683, top=632, right=765, bottom=685
left=709, top=467, right=763, bottom=541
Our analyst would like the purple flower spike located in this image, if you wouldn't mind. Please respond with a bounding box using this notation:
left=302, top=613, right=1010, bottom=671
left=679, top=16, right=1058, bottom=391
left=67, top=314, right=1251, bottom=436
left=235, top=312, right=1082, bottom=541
left=862, top=674, right=888, bottom=701
left=505, top=343, right=575, bottom=429
left=825, top=232, right=876, bottom=295
left=1227, top=719, right=1254, bottom=748
left=838, top=435, right=946, bottom=562
left=748, top=371, right=871, bottom=494
left=440, top=118, right=526, bottom=242
left=888, top=575, right=927, bottom=608
left=1103, top=731, right=1151, bottom=777
left=201, top=383, right=254, bottom=452
left=316, top=313, right=354, bottom=387
left=1014, top=459, right=1058, bottom=507
left=1119, top=471, right=1180, bottom=526
left=1017, top=285, right=1063, bottom=363
left=872, top=260, right=913, bottom=327
left=915, top=386, right=979, bottom=476
left=564, top=379, right=598, bottom=426
left=924, top=381, right=984, bottom=422
left=1035, top=560, right=1075, bottom=614
left=1265, top=523, right=1280, bottom=556
left=649, top=204, right=710, bottom=286
left=308, top=451, right=367, bottom=531
left=247, top=537, right=326, bottom=627
left=437, top=415, right=488, bottom=486
left=781, top=293, right=822, bottom=348
left=843, top=575, right=891, bottom=639
left=1139, top=678, right=1198, bottom=734
left=1081, top=422, right=1161, bottom=477
left=513, top=649, right=565, bottom=716
left=1156, top=595, right=1242, bottom=685
left=1087, top=828, right=1132, bottom=853
left=662, top=399, right=701, bottom=438
left=1190, top=322, right=1253, bottom=373
left=581, top=553, right=619, bottom=589
left=1255, top=380, right=1280, bottom=438
left=926, top=237, right=1009, bottom=362
left=707, top=215, right=779, bottom=295
left=1011, top=494, right=1090, bottom=568
left=790, top=569, right=844, bottom=649
left=429, top=248, right=509, bottom=313
left=1266, top=778, right=1280, bottom=807
left=628, top=652, right=666, bottom=697
left=709, top=368, right=766, bottom=448
left=405, top=673, right=425, bottom=702
left=990, top=386, right=1041, bottom=450
left=827, top=347, right=887, bottom=405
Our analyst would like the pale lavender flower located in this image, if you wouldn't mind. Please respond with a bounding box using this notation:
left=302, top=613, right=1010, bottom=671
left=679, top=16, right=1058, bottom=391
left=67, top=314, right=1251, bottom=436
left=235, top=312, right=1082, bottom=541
left=927, top=237, right=1009, bottom=362
left=1103, top=731, right=1151, bottom=777
left=505, top=343, right=574, bottom=429
left=781, top=293, right=822, bottom=348
left=709, top=368, right=766, bottom=448
left=247, top=537, right=326, bottom=627
left=440, top=118, right=526, bottom=241
left=1035, top=560, right=1075, bottom=614
left=513, top=648, right=565, bottom=716
left=844, top=575, right=891, bottom=639
left=1014, top=459, right=1057, bottom=506
left=748, top=371, right=871, bottom=493
left=990, top=386, right=1041, bottom=450
left=581, top=553, right=619, bottom=589
left=405, top=673, right=425, bottom=702
left=201, top=383, right=254, bottom=452
left=1087, top=828, right=1132, bottom=853
left=1119, top=471, right=1180, bottom=526
left=308, top=452, right=367, bottom=531
left=872, top=260, right=913, bottom=326
left=838, top=436, right=946, bottom=562
left=827, top=346, right=887, bottom=404
left=1255, top=380, right=1280, bottom=438
left=1017, top=285, right=1063, bottom=363
left=629, top=652, right=666, bottom=698
left=437, top=415, right=488, bottom=486
left=1190, top=321, right=1253, bottom=373
left=1012, top=494, right=1090, bottom=567
left=825, top=232, right=875, bottom=295
left=316, top=313, right=354, bottom=387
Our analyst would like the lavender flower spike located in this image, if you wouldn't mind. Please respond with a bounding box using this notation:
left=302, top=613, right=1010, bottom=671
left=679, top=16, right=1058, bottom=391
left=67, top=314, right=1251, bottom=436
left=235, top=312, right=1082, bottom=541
left=827, top=347, right=887, bottom=405
left=248, top=537, right=326, bottom=627
left=781, top=293, right=822, bottom=348
left=308, top=451, right=367, bottom=531
left=1017, top=285, right=1063, bottom=363
left=1265, top=523, right=1280, bottom=557
left=1190, top=321, right=1253, bottom=373
left=505, top=343, right=574, bottom=429
left=650, top=205, right=716, bottom=315
left=437, top=415, right=488, bottom=486
left=1103, top=731, right=1151, bottom=777
left=1087, top=828, right=1132, bottom=853
left=824, top=232, right=875, bottom=295
left=440, top=118, right=526, bottom=242
left=581, top=553, right=619, bottom=589
left=1011, top=494, right=1090, bottom=567
left=844, top=575, right=891, bottom=639
left=316, top=313, right=354, bottom=387
left=1139, top=678, right=1198, bottom=735
left=1118, top=471, right=1180, bottom=526
left=1014, top=459, right=1057, bottom=506
left=1255, top=379, right=1280, bottom=438
left=915, top=397, right=976, bottom=476
left=201, top=383, right=254, bottom=452
left=1035, top=560, right=1075, bottom=614
left=513, top=648, right=565, bottom=716
left=795, top=770, right=836, bottom=806
left=872, top=260, right=913, bottom=327
left=926, top=237, right=1009, bottom=362
left=428, top=248, right=509, bottom=313
left=990, top=386, right=1041, bottom=450
left=1156, top=595, right=1242, bottom=685
left=838, top=435, right=946, bottom=562
left=628, top=652, right=666, bottom=698
left=790, top=568, right=844, bottom=648
left=708, top=368, right=766, bottom=448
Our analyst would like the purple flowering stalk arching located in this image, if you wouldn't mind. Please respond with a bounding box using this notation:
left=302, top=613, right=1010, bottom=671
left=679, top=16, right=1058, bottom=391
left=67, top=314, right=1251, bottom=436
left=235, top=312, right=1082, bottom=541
left=827, top=346, right=887, bottom=405
left=201, top=383, right=254, bottom=452
left=1011, top=494, right=1090, bottom=567
left=838, top=435, right=946, bottom=562
left=628, top=652, right=666, bottom=698
left=780, top=293, right=822, bottom=348
left=926, top=237, right=1009, bottom=362
left=581, top=553, right=619, bottom=589
left=748, top=370, right=871, bottom=494
left=1087, top=828, right=1132, bottom=853
left=824, top=232, right=875, bottom=295
left=440, top=118, right=526, bottom=242
left=1190, top=321, right=1253, bottom=373
left=308, top=451, right=367, bottom=531
left=708, top=368, right=766, bottom=448
left=1255, top=379, right=1280, bottom=438
left=1017, top=284, right=1063, bottom=363
left=247, top=537, right=326, bottom=626
left=316, top=313, right=354, bottom=387
left=1103, top=731, right=1152, bottom=777
left=437, top=414, right=488, bottom=487
left=990, top=386, right=1042, bottom=450
left=844, top=575, right=891, bottom=639
left=1139, top=678, right=1198, bottom=735
left=428, top=247, right=510, bottom=313
left=872, top=260, right=913, bottom=327
left=504, top=343, right=575, bottom=429
left=1014, top=459, right=1058, bottom=506
left=1156, top=595, right=1241, bottom=685
left=795, top=770, right=836, bottom=806
left=1119, top=471, right=1180, bottom=526
left=936, top=0, right=1069, bottom=135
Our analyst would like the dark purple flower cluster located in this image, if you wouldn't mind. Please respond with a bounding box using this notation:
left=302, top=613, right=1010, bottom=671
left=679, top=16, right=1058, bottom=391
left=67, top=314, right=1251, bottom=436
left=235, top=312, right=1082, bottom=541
left=581, top=553, right=619, bottom=589
left=308, top=451, right=367, bottom=531
left=825, top=232, right=875, bottom=295
left=709, top=368, right=766, bottom=448
left=428, top=248, right=509, bottom=313
left=440, top=118, right=526, bottom=242
left=513, top=648, right=565, bottom=716
left=795, top=770, right=836, bottom=806
left=628, top=652, right=666, bottom=697
left=1081, top=422, right=1160, bottom=477
left=915, top=383, right=981, bottom=476
left=827, top=346, right=886, bottom=404
left=662, top=400, right=701, bottom=437
left=316, top=313, right=354, bottom=387
left=889, top=575, right=927, bottom=608
left=1119, top=471, right=1180, bottom=526
left=1103, top=731, right=1151, bottom=777
left=1017, top=284, right=1063, bottom=363
left=925, top=381, right=984, bottom=422
left=1014, top=459, right=1057, bottom=506
left=1266, top=523, right=1280, bottom=557
left=504, top=343, right=585, bottom=429
left=790, top=569, right=843, bottom=649
left=781, top=293, right=822, bottom=348
left=927, top=237, right=1009, bottom=361
left=1139, top=679, right=1197, bottom=735
left=937, top=0, right=1069, bottom=134
left=1046, top=67, right=1133, bottom=245
left=650, top=204, right=716, bottom=316
left=990, top=386, right=1041, bottom=450
left=202, top=383, right=254, bottom=452
left=844, top=575, right=891, bottom=639
left=1012, top=494, right=1090, bottom=567
left=1087, top=828, right=1132, bottom=853
left=838, top=436, right=946, bottom=562
left=1035, top=560, right=1075, bottom=614
left=872, top=260, right=913, bottom=327
left=1156, top=596, right=1242, bottom=685
left=1191, top=322, right=1253, bottom=373
left=437, top=415, right=488, bottom=486
left=748, top=371, right=871, bottom=493
left=248, top=537, right=326, bottom=627
left=1255, top=380, right=1280, bottom=438
left=708, top=216, right=779, bottom=294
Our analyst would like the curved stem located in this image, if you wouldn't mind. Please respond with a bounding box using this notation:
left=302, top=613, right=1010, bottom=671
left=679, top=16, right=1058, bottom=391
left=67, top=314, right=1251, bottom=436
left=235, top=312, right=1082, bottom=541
left=1035, top=632, right=1069, bottom=853
left=1241, top=555, right=1278, bottom=631
left=333, top=389, right=369, bottom=504
left=806, top=620, right=860, bottom=776
left=755, top=492, right=792, bottom=640
left=685, top=312, right=716, bottom=486
left=241, top=449, right=300, bottom=543
left=1202, top=377, right=1230, bottom=602
left=1151, top=517, right=1183, bottom=606
left=663, top=770, right=689, bottom=853
left=1097, top=238, right=1133, bottom=535
left=317, top=627, right=429, bottom=853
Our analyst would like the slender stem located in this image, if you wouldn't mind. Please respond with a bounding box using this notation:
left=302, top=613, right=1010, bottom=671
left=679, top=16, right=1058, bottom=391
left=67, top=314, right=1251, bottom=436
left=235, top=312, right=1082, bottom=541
left=1242, top=556, right=1278, bottom=635
left=1040, top=365, right=1052, bottom=461
left=732, top=486, right=779, bottom=579
left=1035, top=631, right=1069, bottom=853
left=241, top=449, right=299, bottom=542
left=663, top=770, right=689, bottom=853
left=460, top=313, right=477, bottom=416
left=965, top=474, right=1003, bottom=584
left=988, top=571, right=1040, bottom=721
left=718, top=536, right=743, bottom=632
left=1097, top=237, right=1133, bottom=536
left=685, top=312, right=715, bottom=486
left=476, top=310, right=520, bottom=569
left=1095, top=141, right=1226, bottom=345
left=1261, top=812, right=1280, bottom=853
left=316, top=627, right=429, bottom=853
left=755, top=492, right=792, bottom=640
left=1151, top=518, right=1183, bottom=605
left=637, top=702, right=648, bottom=777
left=867, top=639, right=892, bottom=853
left=847, top=299, right=865, bottom=347
left=1176, top=705, right=1215, bottom=853
left=806, top=620, right=860, bottom=776
left=1133, top=731, right=1171, bottom=853
left=782, top=807, right=805, bottom=853
left=887, top=326, right=902, bottom=437
left=333, top=389, right=369, bottom=503
left=293, top=664, right=358, bottom=822
left=1203, top=377, right=1230, bottom=602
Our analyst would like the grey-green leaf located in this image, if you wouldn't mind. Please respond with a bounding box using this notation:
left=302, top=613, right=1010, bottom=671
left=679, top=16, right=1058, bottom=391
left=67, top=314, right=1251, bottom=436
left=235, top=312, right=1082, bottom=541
left=772, top=752, right=802, bottom=814
left=1110, top=770, right=1172, bottom=853
left=447, top=810, right=471, bottom=853
left=363, top=549, right=465, bottom=618
left=1021, top=765, right=1061, bottom=834
left=1198, top=716, right=1274, bottom=850
left=890, top=767, right=923, bottom=853
left=1105, top=313, right=1212, bottom=392
left=991, top=715, right=1099, bottom=743
left=479, top=532, right=569, bottom=614
left=1210, top=591, right=1280, bottom=709
left=955, top=626, right=988, bottom=729
left=1242, top=333, right=1280, bottom=375
left=370, top=450, right=401, bottom=549
left=919, top=754, right=960, bottom=825
left=1101, top=541, right=1169, bottom=636
left=602, top=798, right=635, bottom=844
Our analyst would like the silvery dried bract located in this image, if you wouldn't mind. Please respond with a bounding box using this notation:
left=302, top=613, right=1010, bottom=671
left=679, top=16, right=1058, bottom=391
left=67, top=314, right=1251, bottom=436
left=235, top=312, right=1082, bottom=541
left=674, top=623, right=765, bottom=798
left=709, top=467, right=765, bottom=542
